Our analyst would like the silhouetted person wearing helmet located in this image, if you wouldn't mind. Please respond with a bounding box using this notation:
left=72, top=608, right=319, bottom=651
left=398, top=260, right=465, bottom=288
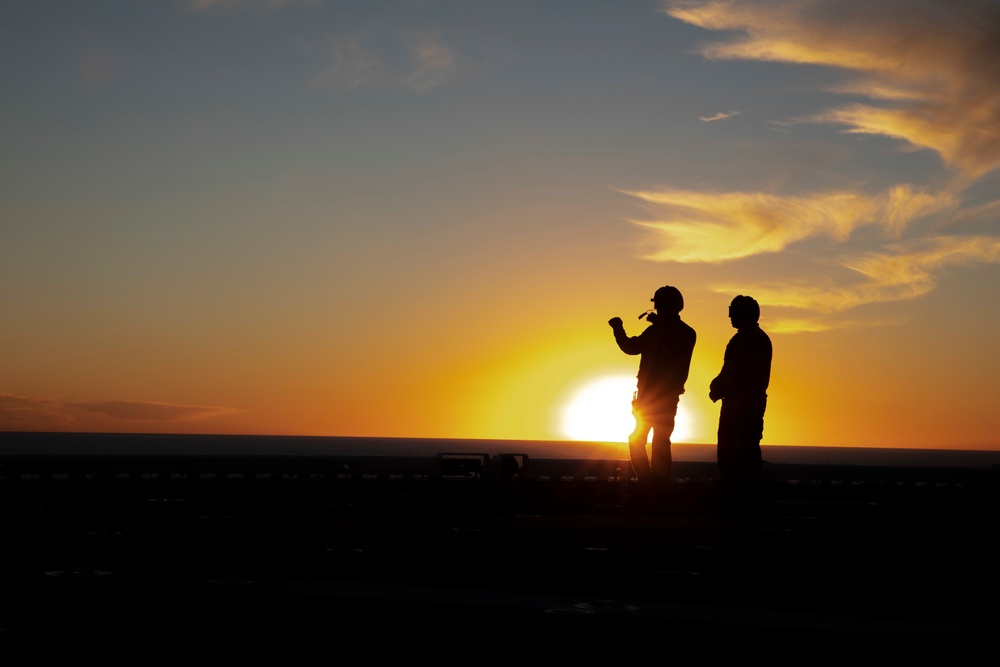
left=609, top=286, right=696, bottom=486
left=710, top=295, right=772, bottom=516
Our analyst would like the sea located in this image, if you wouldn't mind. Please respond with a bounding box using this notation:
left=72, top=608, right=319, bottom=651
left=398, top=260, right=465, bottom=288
left=2, top=432, right=999, bottom=470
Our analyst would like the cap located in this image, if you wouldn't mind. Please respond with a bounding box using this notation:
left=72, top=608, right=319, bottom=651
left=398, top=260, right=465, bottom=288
left=651, top=285, right=683, bottom=313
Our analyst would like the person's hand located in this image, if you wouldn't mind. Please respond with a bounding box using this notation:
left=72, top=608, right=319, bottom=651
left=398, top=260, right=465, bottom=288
left=608, top=317, right=623, bottom=329
left=709, top=378, right=721, bottom=403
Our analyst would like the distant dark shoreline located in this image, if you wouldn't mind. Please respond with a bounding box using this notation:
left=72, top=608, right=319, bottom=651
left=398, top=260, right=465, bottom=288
left=2, top=430, right=1000, bottom=464
left=1, top=431, right=999, bottom=468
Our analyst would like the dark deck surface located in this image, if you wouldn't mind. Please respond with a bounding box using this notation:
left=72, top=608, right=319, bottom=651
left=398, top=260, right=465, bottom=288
left=2, top=446, right=998, bottom=655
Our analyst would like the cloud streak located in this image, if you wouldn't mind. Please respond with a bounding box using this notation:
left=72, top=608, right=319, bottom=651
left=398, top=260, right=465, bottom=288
left=640, top=1, right=1000, bottom=332
left=308, top=31, right=460, bottom=93
left=711, top=235, right=1000, bottom=331
left=66, top=400, right=243, bottom=422
left=665, top=0, right=1000, bottom=177
left=187, top=0, right=312, bottom=11
left=625, top=185, right=957, bottom=262
left=0, top=393, right=242, bottom=431
left=699, top=110, right=740, bottom=122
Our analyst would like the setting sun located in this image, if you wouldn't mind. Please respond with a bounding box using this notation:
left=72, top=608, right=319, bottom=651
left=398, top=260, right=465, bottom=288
left=4, top=2, right=1000, bottom=453
left=560, top=375, right=693, bottom=443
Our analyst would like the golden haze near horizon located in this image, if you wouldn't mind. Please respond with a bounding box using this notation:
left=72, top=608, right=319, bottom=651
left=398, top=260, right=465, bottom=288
left=2, top=1, right=999, bottom=452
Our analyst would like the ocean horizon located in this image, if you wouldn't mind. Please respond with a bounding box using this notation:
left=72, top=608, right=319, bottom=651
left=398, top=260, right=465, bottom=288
left=2, top=431, right=999, bottom=469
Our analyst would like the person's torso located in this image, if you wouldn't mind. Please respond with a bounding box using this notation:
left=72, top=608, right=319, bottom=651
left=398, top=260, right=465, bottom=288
left=636, top=319, right=696, bottom=397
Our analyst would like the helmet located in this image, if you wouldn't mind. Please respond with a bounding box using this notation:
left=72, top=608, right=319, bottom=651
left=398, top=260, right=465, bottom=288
left=652, top=285, right=684, bottom=313
left=729, top=295, right=760, bottom=322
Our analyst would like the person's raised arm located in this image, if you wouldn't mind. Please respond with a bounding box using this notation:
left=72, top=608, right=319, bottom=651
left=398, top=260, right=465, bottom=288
left=609, top=317, right=641, bottom=355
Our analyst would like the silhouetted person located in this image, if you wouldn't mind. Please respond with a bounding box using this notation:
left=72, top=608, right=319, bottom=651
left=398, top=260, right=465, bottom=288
left=710, top=295, right=772, bottom=516
left=609, top=285, right=696, bottom=486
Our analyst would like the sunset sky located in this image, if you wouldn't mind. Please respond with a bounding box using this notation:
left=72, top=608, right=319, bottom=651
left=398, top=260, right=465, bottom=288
left=3, top=0, right=999, bottom=451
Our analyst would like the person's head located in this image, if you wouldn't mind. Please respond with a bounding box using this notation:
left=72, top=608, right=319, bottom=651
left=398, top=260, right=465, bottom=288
left=728, top=295, right=760, bottom=328
left=652, top=285, right=684, bottom=314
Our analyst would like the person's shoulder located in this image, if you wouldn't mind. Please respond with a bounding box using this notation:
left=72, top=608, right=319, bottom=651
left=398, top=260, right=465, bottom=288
left=750, top=325, right=772, bottom=348
left=680, top=319, right=696, bottom=341
left=676, top=317, right=697, bottom=337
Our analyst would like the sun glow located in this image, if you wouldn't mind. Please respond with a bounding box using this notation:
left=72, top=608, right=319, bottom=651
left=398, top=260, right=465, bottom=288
left=560, top=375, right=693, bottom=443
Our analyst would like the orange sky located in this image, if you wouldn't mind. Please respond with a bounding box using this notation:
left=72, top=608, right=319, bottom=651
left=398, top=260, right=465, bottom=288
left=2, top=1, right=999, bottom=451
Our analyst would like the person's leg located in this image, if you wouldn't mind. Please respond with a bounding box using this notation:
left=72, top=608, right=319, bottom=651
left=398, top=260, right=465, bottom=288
left=716, top=403, right=741, bottom=512
left=628, top=418, right=653, bottom=482
left=649, top=412, right=675, bottom=485
left=735, top=401, right=765, bottom=512
left=740, top=443, right=762, bottom=510
left=717, top=403, right=764, bottom=516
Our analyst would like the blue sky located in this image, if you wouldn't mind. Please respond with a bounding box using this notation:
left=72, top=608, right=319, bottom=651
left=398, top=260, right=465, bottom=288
left=3, top=1, right=999, bottom=449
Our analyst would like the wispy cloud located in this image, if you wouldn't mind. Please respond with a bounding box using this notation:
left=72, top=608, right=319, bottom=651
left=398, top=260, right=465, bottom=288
left=0, top=394, right=73, bottom=431
left=699, top=110, right=740, bottom=122
left=766, top=315, right=910, bottom=335
left=307, top=38, right=383, bottom=92
left=187, top=0, right=313, bottom=11
left=710, top=235, right=1000, bottom=331
left=66, top=400, right=243, bottom=422
left=308, top=31, right=461, bottom=93
left=643, top=1, right=1000, bottom=332
left=625, top=185, right=956, bottom=262
left=405, top=33, right=458, bottom=92
left=0, top=393, right=242, bottom=431
left=664, top=0, right=1000, bottom=177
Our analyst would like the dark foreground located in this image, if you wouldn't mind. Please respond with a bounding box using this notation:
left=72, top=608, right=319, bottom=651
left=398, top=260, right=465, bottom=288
left=2, top=442, right=998, bottom=655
